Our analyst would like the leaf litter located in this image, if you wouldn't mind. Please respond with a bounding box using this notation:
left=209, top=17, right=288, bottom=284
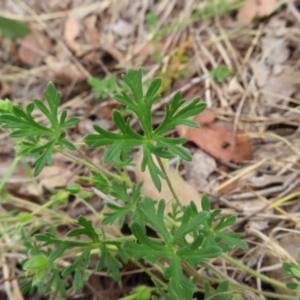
left=237, top=0, right=277, bottom=24
left=251, top=17, right=300, bottom=115
left=2, top=0, right=300, bottom=298
left=17, top=30, right=52, bottom=66
left=183, top=149, right=217, bottom=192
left=64, top=12, right=82, bottom=56
left=177, top=108, right=253, bottom=163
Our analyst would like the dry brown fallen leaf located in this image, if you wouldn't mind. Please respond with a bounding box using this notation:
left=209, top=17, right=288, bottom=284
left=82, top=15, right=100, bottom=61
left=38, top=165, right=74, bottom=191
left=219, top=180, right=239, bottom=194
left=0, top=81, right=11, bottom=98
left=45, top=56, right=86, bottom=84
left=64, top=12, right=82, bottom=55
left=134, top=150, right=201, bottom=212
left=237, top=0, right=276, bottom=24
left=5, top=163, right=74, bottom=199
left=177, top=108, right=253, bottom=163
left=83, top=15, right=99, bottom=45
left=26, top=165, right=74, bottom=196
left=18, top=30, right=52, bottom=66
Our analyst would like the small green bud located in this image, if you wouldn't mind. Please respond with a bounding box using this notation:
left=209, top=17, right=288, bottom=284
left=18, top=212, right=32, bottom=222
left=79, top=191, right=91, bottom=199
left=51, top=190, right=69, bottom=203
left=23, top=255, right=49, bottom=271
left=23, top=255, right=49, bottom=285
left=135, top=285, right=151, bottom=300
left=161, top=158, right=169, bottom=165
left=0, top=99, right=13, bottom=112
left=66, top=183, right=81, bottom=194
left=291, top=267, right=300, bottom=279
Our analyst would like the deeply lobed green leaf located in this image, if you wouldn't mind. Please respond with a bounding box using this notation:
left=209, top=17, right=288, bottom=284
left=0, top=82, right=79, bottom=175
left=84, top=68, right=207, bottom=191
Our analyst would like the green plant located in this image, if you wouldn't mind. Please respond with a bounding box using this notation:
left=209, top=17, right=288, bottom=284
left=209, top=65, right=232, bottom=83
left=0, top=68, right=298, bottom=299
left=0, top=16, right=30, bottom=39
left=0, top=82, right=80, bottom=176
left=85, top=68, right=205, bottom=191
left=283, top=261, right=300, bottom=297
left=88, top=75, right=119, bottom=100
left=87, top=74, right=132, bottom=100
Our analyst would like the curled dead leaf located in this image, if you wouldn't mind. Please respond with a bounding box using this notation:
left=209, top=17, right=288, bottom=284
left=0, top=81, right=11, bottom=98
left=237, top=0, right=276, bottom=24
left=18, top=31, right=52, bottom=66
left=64, top=13, right=82, bottom=55
left=37, top=165, right=74, bottom=192
left=83, top=15, right=100, bottom=45
left=45, top=56, right=86, bottom=84
left=177, top=108, right=253, bottom=163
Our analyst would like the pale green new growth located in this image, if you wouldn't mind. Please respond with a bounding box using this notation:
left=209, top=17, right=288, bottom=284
left=2, top=68, right=294, bottom=300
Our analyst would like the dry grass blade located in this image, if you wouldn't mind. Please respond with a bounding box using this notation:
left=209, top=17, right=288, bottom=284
left=1, top=0, right=300, bottom=298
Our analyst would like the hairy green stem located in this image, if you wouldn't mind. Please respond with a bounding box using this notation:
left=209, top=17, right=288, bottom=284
left=0, top=157, right=20, bottom=191
left=8, top=195, right=70, bottom=221
left=156, top=156, right=182, bottom=208
left=181, top=260, right=210, bottom=286
left=182, top=260, right=295, bottom=299
left=60, top=149, right=132, bottom=186
left=221, top=253, right=291, bottom=292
